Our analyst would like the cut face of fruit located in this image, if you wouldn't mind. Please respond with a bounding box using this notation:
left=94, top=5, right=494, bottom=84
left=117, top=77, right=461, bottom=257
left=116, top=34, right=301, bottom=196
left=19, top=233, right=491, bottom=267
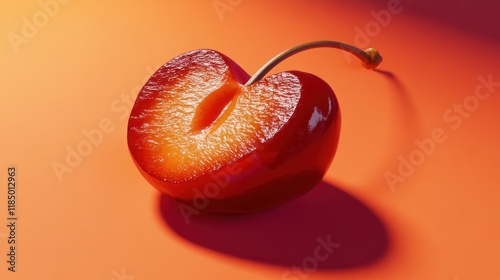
left=129, top=49, right=303, bottom=182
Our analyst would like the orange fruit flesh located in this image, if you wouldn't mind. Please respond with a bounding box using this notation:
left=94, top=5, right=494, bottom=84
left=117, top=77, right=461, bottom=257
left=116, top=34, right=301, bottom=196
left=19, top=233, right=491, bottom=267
left=128, top=50, right=301, bottom=183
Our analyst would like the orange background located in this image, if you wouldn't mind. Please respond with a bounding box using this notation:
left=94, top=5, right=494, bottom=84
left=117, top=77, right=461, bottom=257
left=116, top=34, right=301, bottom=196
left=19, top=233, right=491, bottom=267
left=1, top=0, right=500, bottom=279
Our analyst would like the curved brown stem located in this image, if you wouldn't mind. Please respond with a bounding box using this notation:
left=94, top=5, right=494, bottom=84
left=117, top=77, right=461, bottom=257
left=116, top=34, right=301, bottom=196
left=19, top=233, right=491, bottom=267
left=244, top=41, right=382, bottom=86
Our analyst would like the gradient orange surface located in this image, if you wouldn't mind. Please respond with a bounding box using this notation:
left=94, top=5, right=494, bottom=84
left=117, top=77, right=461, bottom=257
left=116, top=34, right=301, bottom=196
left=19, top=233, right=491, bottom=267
left=1, top=0, right=500, bottom=279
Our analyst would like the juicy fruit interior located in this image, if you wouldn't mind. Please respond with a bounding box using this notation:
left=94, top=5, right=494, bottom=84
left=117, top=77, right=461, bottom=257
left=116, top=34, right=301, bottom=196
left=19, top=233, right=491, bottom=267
left=128, top=50, right=302, bottom=183
left=189, top=81, right=240, bottom=133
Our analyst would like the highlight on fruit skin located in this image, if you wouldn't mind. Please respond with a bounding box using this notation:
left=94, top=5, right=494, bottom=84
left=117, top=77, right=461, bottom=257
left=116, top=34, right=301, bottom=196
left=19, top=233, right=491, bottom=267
left=127, top=41, right=381, bottom=213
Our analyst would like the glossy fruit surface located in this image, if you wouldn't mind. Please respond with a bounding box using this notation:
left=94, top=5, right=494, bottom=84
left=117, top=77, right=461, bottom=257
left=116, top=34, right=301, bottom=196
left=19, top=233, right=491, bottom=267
left=128, top=49, right=340, bottom=213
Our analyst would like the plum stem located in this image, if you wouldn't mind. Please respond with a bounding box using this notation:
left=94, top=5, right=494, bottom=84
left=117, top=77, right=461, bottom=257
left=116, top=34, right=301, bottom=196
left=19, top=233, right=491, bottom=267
left=244, top=41, right=382, bottom=86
